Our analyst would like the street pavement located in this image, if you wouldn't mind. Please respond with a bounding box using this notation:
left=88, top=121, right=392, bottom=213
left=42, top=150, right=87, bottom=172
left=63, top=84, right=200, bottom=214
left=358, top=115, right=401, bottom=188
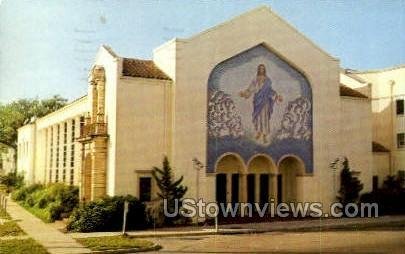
left=147, top=230, right=405, bottom=253
left=69, top=214, right=405, bottom=238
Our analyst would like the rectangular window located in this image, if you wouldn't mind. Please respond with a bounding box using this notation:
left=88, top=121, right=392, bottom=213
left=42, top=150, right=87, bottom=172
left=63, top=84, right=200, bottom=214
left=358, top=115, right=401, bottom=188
left=80, top=116, right=85, bottom=136
left=397, top=99, right=404, bottom=115
left=71, top=119, right=76, bottom=142
left=49, top=149, right=53, bottom=167
left=56, top=125, right=60, bottom=167
left=398, top=133, right=405, bottom=149
left=57, top=125, right=60, bottom=145
left=55, top=169, right=59, bottom=182
left=56, top=148, right=59, bottom=167
left=64, top=122, right=67, bottom=144
left=139, top=177, right=152, bottom=202
left=70, top=169, right=74, bottom=185
left=49, top=127, right=54, bottom=172
left=70, top=144, right=75, bottom=167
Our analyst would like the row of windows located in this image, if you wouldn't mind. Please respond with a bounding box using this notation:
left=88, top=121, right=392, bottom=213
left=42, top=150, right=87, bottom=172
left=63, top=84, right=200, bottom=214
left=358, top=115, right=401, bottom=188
left=48, top=117, right=83, bottom=185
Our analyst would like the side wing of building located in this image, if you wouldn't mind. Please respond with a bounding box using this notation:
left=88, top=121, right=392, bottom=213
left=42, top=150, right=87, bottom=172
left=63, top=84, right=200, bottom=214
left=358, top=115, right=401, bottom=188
left=17, top=96, right=88, bottom=185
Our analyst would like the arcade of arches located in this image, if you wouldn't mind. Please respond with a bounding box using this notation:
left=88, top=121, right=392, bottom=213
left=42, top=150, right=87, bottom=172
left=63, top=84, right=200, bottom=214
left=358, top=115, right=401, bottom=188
left=215, top=153, right=306, bottom=205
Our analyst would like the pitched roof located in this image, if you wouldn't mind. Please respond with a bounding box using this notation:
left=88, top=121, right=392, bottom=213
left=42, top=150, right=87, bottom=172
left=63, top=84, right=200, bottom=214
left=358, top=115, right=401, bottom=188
left=122, top=58, right=171, bottom=80
left=339, top=84, right=368, bottom=99
left=185, top=6, right=338, bottom=61
left=372, top=141, right=390, bottom=153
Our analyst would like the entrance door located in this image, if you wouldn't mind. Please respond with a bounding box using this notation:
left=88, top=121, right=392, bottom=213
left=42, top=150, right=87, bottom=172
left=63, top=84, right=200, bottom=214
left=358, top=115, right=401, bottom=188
left=247, top=174, right=255, bottom=204
left=277, top=174, right=282, bottom=203
left=231, top=174, right=239, bottom=205
left=216, top=174, right=227, bottom=204
left=260, top=174, right=269, bottom=205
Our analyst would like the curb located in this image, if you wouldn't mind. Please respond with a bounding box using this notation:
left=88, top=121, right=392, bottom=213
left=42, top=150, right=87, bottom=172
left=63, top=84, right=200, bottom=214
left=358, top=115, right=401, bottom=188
left=90, top=244, right=161, bottom=253
left=71, top=218, right=405, bottom=239
left=73, top=229, right=256, bottom=239
left=128, top=221, right=405, bottom=237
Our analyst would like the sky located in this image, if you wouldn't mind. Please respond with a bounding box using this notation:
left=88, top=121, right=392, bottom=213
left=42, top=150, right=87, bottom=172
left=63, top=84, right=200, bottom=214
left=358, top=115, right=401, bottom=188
left=0, top=0, right=404, bottom=103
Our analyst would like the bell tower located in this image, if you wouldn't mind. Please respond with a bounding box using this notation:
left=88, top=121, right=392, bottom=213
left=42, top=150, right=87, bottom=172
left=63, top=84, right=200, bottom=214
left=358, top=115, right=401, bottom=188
left=78, top=65, right=108, bottom=201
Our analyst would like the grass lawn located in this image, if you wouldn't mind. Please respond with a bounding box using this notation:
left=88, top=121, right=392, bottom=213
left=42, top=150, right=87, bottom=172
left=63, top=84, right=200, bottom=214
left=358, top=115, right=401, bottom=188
left=0, top=221, right=25, bottom=237
left=0, top=238, right=48, bottom=254
left=76, top=235, right=160, bottom=251
left=20, top=204, right=53, bottom=223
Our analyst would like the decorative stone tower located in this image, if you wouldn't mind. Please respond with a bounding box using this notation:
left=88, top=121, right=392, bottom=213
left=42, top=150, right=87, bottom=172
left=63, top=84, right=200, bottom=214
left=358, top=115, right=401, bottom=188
left=78, top=65, right=108, bottom=201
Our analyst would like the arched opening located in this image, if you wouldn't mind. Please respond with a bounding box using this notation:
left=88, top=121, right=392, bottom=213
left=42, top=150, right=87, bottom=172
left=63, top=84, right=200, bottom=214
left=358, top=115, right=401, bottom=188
left=246, top=155, right=277, bottom=205
left=278, top=155, right=305, bottom=203
left=215, top=153, right=245, bottom=204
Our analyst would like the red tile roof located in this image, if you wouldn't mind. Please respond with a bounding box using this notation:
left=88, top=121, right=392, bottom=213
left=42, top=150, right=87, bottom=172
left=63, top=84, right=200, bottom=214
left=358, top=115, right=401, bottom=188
left=339, top=84, right=368, bottom=99
left=122, top=58, right=171, bottom=80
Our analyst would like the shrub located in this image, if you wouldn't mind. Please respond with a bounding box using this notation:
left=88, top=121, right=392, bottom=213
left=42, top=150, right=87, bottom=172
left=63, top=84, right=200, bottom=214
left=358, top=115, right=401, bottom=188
left=25, top=196, right=35, bottom=207
left=48, top=203, right=65, bottom=222
left=37, top=198, right=47, bottom=209
left=12, top=188, right=27, bottom=201
left=336, top=158, right=363, bottom=206
left=360, top=175, right=405, bottom=215
left=11, top=183, right=79, bottom=222
left=0, top=172, right=24, bottom=193
left=67, top=195, right=148, bottom=232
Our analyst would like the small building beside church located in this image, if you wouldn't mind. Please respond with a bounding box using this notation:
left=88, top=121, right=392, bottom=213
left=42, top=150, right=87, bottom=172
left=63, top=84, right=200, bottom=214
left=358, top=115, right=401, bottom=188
left=17, top=6, right=404, bottom=210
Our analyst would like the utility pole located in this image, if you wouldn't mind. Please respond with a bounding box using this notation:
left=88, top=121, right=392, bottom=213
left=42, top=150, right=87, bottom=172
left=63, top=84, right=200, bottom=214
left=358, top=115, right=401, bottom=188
left=192, top=158, right=204, bottom=225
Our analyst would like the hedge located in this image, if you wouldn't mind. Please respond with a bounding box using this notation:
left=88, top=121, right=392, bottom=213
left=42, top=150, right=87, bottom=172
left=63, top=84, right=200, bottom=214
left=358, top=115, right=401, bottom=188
left=67, top=195, right=148, bottom=232
left=12, top=183, right=79, bottom=222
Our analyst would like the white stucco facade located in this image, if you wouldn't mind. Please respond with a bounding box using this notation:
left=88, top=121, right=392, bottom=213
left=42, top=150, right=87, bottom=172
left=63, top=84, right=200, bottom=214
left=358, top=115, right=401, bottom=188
left=16, top=6, right=402, bottom=208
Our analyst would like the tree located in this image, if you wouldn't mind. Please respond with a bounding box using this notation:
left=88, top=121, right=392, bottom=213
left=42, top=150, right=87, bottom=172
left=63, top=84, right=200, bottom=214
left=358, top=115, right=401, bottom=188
left=152, top=156, right=187, bottom=225
left=0, top=95, right=67, bottom=148
left=0, top=172, right=24, bottom=193
left=382, top=175, right=403, bottom=194
left=335, top=157, right=363, bottom=207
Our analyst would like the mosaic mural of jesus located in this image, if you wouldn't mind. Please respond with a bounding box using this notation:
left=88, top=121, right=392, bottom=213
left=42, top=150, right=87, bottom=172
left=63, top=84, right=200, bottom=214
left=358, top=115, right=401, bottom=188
left=239, top=64, right=283, bottom=144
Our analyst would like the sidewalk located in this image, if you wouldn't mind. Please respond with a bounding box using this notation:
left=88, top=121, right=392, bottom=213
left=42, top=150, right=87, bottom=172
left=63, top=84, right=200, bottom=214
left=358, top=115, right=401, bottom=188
left=6, top=198, right=91, bottom=254
left=69, top=214, right=405, bottom=239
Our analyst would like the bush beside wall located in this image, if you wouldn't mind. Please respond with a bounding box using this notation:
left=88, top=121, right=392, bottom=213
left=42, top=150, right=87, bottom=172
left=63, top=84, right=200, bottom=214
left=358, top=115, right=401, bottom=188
left=12, top=183, right=79, bottom=222
left=67, top=195, right=148, bottom=232
left=360, top=175, right=405, bottom=215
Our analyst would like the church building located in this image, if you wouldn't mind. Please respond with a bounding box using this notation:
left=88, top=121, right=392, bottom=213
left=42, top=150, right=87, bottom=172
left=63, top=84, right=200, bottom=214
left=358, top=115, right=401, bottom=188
left=17, top=6, right=405, bottom=209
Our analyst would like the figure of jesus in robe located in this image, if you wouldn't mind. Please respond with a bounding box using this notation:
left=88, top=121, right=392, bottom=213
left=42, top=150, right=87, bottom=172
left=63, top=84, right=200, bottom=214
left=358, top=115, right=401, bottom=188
left=239, top=64, right=282, bottom=143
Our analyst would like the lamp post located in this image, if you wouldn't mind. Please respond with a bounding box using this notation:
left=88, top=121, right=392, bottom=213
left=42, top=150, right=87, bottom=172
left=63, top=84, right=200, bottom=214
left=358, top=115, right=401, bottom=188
left=192, top=158, right=204, bottom=225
